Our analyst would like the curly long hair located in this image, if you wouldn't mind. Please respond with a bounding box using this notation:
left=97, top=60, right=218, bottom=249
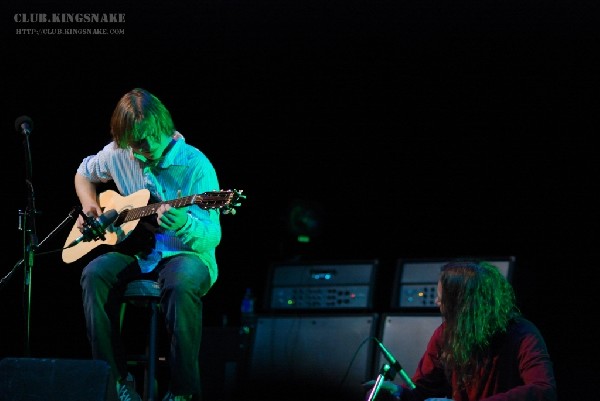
left=439, top=260, right=520, bottom=390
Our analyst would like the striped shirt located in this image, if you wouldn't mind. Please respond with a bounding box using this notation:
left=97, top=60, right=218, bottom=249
left=76, top=132, right=222, bottom=286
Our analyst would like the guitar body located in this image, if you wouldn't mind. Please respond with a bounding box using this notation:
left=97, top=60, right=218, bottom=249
left=62, top=187, right=244, bottom=264
left=62, top=189, right=151, bottom=264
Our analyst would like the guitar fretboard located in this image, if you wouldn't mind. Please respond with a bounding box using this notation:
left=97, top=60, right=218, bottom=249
left=120, top=192, right=234, bottom=224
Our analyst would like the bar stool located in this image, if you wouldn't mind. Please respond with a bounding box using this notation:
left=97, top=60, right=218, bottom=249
left=120, top=279, right=162, bottom=401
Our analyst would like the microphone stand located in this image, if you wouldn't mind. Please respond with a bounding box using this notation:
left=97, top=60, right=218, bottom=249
left=2, top=210, right=81, bottom=355
left=5, top=116, right=81, bottom=356
left=18, top=122, right=37, bottom=356
left=366, top=363, right=393, bottom=401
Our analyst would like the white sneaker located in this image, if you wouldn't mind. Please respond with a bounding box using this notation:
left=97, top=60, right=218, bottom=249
left=117, top=373, right=142, bottom=401
left=162, top=391, right=192, bottom=401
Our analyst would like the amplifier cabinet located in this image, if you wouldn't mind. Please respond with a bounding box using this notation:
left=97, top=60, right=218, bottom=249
left=392, top=257, right=515, bottom=310
left=0, top=358, right=117, bottom=401
left=374, top=314, right=443, bottom=381
left=247, top=313, right=378, bottom=401
left=265, top=260, right=378, bottom=311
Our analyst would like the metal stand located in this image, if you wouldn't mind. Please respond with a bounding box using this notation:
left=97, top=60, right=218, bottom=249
left=18, top=116, right=37, bottom=356
left=6, top=116, right=79, bottom=356
left=0, top=207, right=81, bottom=355
left=366, top=364, right=393, bottom=401
left=19, top=212, right=81, bottom=355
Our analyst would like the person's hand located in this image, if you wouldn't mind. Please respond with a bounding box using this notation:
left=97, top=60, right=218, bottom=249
left=76, top=204, right=103, bottom=231
left=156, top=204, right=188, bottom=232
left=362, top=380, right=402, bottom=397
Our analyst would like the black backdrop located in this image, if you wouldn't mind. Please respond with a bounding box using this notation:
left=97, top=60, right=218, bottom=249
left=1, top=0, right=599, bottom=399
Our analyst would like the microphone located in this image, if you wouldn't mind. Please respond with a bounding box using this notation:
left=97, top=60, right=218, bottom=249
left=15, top=115, right=34, bottom=135
left=66, top=209, right=119, bottom=248
left=374, top=338, right=416, bottom=390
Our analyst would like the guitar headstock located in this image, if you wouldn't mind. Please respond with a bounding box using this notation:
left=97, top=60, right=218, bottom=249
left=220, top=189, right=246, bottom=215
left=197, top=189, right=246, bottom=215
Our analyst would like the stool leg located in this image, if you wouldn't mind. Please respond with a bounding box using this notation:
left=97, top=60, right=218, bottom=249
left=146, top=301, right=159, bottom=401
left=119, top=303, right=127, bottom=333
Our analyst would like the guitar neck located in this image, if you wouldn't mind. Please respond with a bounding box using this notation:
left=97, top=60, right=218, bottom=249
left=122, top=196, right=195, bottom=223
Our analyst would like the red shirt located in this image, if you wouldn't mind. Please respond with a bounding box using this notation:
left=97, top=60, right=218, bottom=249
left=399, top=317, right=557, bottom=401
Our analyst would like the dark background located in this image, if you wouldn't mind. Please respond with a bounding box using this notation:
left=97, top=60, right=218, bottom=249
left=1, top=0, right=599, bottom=399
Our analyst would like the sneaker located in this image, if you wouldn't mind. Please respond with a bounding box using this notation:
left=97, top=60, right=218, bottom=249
left=162, top=391, right=192, bottom=401
left=117, top=373, right=142, bottom=401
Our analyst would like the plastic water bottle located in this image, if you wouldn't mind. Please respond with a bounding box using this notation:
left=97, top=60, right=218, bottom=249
left=240, top=287, right=256, bottom=334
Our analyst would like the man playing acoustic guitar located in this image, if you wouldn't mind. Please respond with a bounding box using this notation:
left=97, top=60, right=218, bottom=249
left=71, top=88, right=227, bottom=401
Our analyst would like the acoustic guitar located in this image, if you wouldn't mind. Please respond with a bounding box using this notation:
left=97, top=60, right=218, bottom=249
left=62, top=188, right=244, bottom=263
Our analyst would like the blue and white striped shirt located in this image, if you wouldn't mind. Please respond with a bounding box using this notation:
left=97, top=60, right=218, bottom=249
left=76, top=132, right=222, bottom=286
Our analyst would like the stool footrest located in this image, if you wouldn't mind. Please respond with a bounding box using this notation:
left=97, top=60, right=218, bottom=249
left=124, top=280, right=161, bottom=298
left=126, top=356, right=167, bottom=363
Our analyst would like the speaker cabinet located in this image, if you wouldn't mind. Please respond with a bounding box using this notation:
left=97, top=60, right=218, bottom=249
left=374, top=314, right=442, bottom=380
left=247, top=314, right=378, bottom=401
left=200, top=326, right=244, bottom=401
left=0, top=358, right=117, bottom=401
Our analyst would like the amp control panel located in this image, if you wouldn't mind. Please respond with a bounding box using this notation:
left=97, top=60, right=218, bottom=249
left=393, top=257, right=515, bottom=309
left=399, top=284, right=439, bottom=308
left=270, top=285, right=371, bottom=309
left=266, top=260, right=378, bottom=310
